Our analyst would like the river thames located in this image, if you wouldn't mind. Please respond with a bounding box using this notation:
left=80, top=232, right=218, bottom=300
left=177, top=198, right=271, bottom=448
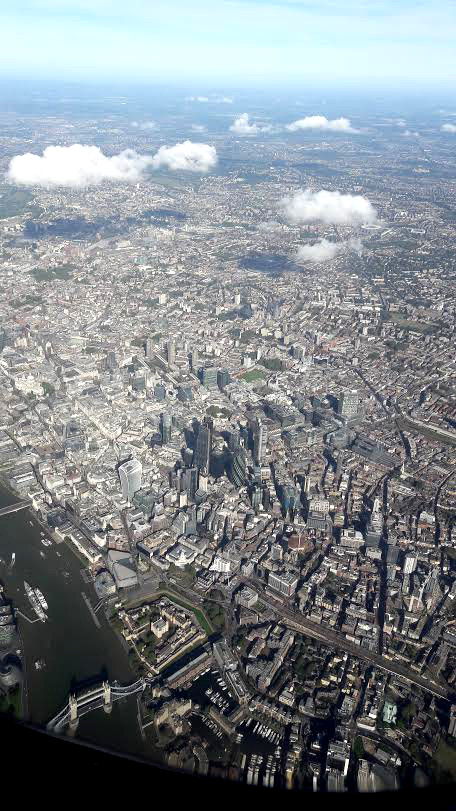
left=0, top=486, right=156, bottom=760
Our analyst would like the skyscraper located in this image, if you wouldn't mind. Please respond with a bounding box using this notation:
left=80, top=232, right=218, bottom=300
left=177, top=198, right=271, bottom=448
left=167, top=339, right=176, bottom=366
left=183, top=467, right=198, bottom=500
left=338, top=390, right=359, bottom=419
left=118, top=458, right=142, bottom=502
left=190, top=348, right=199, bottom=369
left=229, top=447, right=247, bottom=488
left=160, top=413, right=172, bottom=444
left=106, top=351, right=117, bottom=370
left=154, top=384, right=166, bottom=402
left=253, top=418, right=267, bottom=465
left=201, top=366, right=218, bottom=388
left=404, top=554, right=417, bottom=575
left=145, top=338, right=154, bottom=360
left=217, top=369, right=231, bottom=390
left=193, top=417, right=213, bottom=473
left=228, top=429, right=240, bottom=452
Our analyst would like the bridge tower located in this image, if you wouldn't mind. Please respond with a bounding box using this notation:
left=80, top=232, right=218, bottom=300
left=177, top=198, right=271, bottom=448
left=68, top=694, right=79, bottom=731
left=103, top=681, right=112, bottom=714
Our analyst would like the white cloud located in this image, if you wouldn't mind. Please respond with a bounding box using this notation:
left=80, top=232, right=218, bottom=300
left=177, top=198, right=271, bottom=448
left=442, top=123, right=456, bottom=133
left=296, top=237, right=362, bottom=264
left=186, top=95, right=209, bottom=102
left=396, top=119, right=407, bottom=127
left=6, top=144, right=152, bottom=187
left=191, top=124, right=207, bottom=132
left=229, top=112, right=272, bottom=135
left=286, top=115, right=358, bottom=133
left=131, top=120, right=157, bottom=130
left=150, top=140, right=217, bottom=172
left=257, top=220, right=283, bottom=232
left=402, top=129, right=419, bottom=137
left=186, top=94, right=233, bottom=104
left=281, top=188, right=378, bottom=226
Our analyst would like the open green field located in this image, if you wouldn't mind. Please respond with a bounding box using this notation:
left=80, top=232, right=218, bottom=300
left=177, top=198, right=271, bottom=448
left=242, top=369, right=265, bottom=383
left=389, top=312, right=438, bottom=334
left=31, top=264, right=75, bottom=282
left=0, top=186, right=34, bottom=219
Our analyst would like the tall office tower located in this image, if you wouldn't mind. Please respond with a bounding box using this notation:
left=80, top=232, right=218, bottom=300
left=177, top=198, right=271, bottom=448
left=190, top=348, right=199, bottom=369
left=239, top=426, right=249, bottom=448
left=217, top=369, right=231, bottom=390
left=228, top=429, right=240, bottom=452
left=403, top=554, right=418, bottom=575
left=154, top=384, right=166, bottom=402
left=253, top=417, right=267, bottom=465
left=167, top=339, right=176, bottom=366
left=250, top=485, right=261, bottom=511
left=118, top=458, right=142, bottom=502
left=338, top=390, right=359, bottom=419
left=229, top=447, right=247, bottom=488
left=193, top=416, right=213, bottom=473
left=183, top=467, right=198, bottom=500
left=145, top=337, right=154, bottom=360
left=160, top=413, right=172, bottom=444
left=106, top=351, right=117, bottom=371
left=201, top=366, right=218, bottom=388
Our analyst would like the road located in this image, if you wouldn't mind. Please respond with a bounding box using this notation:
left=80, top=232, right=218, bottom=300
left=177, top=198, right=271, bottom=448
left=130, top=567, right=452, bottom=702
left=433, top=466, right=456, bottom=547
left=238, top=576, right=451, bottom=701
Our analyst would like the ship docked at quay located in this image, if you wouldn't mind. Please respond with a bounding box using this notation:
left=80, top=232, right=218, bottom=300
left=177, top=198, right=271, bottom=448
left=24, top=581, right=47, bottom=622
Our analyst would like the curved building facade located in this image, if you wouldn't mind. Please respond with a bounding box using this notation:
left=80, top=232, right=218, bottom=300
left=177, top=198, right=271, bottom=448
left=119, top=458, right=142, bottom=502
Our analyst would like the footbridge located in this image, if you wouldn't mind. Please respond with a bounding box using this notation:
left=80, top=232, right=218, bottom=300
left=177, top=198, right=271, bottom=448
left=46, top=678, right=154, bottom=734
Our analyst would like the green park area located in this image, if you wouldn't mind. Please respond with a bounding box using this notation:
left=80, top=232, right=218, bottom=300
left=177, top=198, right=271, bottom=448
left=31, top=264, right=75, bottom=282
left=388, top=312, right=437, bottom=335
left=242, top=369, right=265, bottom=383
left=202, top=598, right=225, bottom=633
left=259, top=357, right=283, bottom=371
left=0, top=186, right=35, bottom=219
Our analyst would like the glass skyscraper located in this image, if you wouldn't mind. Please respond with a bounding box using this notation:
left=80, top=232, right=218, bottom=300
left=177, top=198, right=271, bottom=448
left=119, top=458, right=142, bottom=502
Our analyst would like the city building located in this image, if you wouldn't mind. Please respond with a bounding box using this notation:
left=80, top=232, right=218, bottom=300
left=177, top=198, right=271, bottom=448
left=193, top=417, right=213, bottom=473
left=268, top=571, right=299, bottom=597
left=118, top=458, right=142, bottom=502
left=338, top=390, right=359, bottom=419
left=253, top=417, right=267, bottom=465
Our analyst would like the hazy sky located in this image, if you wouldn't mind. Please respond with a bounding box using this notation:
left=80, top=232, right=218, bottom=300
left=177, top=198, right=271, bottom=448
left=1, top=0, right=456, bottom=87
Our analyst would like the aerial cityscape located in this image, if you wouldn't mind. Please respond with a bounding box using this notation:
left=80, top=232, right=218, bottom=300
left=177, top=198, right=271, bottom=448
left=0, top=81, right=455, bottom=790
left=0, top=0, right=456, bottom=792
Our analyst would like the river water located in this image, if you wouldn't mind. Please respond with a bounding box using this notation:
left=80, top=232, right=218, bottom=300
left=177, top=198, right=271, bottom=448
left=0, top=486, right=155, bottom=760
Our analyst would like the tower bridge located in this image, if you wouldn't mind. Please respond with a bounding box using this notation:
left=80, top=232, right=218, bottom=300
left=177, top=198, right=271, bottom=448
left=46, top=678, right=153, bottom=734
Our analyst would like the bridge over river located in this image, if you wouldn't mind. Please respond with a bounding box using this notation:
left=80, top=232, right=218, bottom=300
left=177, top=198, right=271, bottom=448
left=0, top=500, right=30, bottom=517
left=46, top=678, right=155, bottom=734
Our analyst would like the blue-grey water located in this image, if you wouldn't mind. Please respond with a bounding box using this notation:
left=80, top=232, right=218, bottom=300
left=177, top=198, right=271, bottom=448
left=0, top=486, right=152, bottom=759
